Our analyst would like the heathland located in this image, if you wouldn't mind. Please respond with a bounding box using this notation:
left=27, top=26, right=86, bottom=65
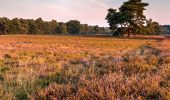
left=0, top=35, right=169, bottom=99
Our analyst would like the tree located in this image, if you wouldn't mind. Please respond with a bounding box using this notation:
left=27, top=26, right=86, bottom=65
left=28, top=20, right=38, bottom=34
left=44, top=20, right=58, bottom=34
left=106, top=0, right=149, bottom=37
left=81, top=24, right=90, bottom=35
left=0, top=22, right=6, bottom=34
left=35, top=18, right=45, bottom=34
left=0, top=17, right=9, bottom=34
left=49, top=20, right=58, bottom=34
left=162, top=25, right=170, bottom=34
left=8, top=18, right=22, bottom=34
left=0, top=17, right=110, bottom=35
left=55, top=22, right=67, bottom=34
left=66, top=20, right=81, bottom=34
left=19, top=18, right=29, bottom=34
left=146, top=19, right=163, bottom=35
left=94, top=25, right=101, bottom=34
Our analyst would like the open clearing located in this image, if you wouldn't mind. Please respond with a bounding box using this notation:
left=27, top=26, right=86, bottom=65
left=0, top=35, right=169, bottom=99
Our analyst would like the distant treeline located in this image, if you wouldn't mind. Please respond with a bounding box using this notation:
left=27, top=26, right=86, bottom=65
left=162, top=25, right=170, bottom=34
left=0, top=17, right=111, bottom=35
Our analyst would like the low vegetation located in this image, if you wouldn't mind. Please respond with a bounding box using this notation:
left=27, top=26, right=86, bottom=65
left=0, top=0, right=169, bottom=99
left=0, top=35, right=169, bottom=99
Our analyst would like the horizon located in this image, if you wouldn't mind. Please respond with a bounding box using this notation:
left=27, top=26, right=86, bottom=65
left=0, top=0, right=170, bottom=27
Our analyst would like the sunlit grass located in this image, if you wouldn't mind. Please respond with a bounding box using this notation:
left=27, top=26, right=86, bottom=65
left=0, top=35, right=169, bottom=99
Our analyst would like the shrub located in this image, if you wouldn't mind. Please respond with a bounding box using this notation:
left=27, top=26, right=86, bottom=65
left=14, top=88, right=28, bottom=100
left=123, top=45, right=162, bottom=75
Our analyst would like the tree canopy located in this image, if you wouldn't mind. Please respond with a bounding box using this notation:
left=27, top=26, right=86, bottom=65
left=106, top=0, right=150, bottom=36
left=0, top=17, right=110, bottom=35
left=162, top=25, right=170, bottom=35
left=66, top=20, right=81, bottom=34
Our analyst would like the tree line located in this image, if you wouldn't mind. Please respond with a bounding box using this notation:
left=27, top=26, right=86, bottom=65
left=0, top=17, right=111, bottom=35
left=106, top=0, right=164, bottom=37
left=162, top=25, right=170, bottom=35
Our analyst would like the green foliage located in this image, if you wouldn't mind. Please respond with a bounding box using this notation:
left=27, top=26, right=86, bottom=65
left=81, top=24, right=90, bottom=34
left=66, top=20, right=81, bottom=34
left=162, top=25, right=170, bottom=34
left=19, top=19, right=29, bottom=34
left=0, top=22, right=7, bottom=35
left=55, top=22, right=67, bottom=34
left=14, top=87, right=28, bottom=100
left=28, top=20, right=38, bottom=34
left=0, top=17, right=9, bottom=34
left=35, top=18, right=45, bottom=34
left=106, top=0, right=149, bottom=36
left=48, top=20, right=58, bottom=34
left=35, top=73, right=68, bottom=88
left=146, top=19, right=163, bottom=35
left=9, top=18, right=22, bottom=34
left=0, top=17, right=109, bottom=35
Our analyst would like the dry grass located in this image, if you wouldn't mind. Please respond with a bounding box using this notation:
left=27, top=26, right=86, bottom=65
left=0, top=35, right=169, bottom=100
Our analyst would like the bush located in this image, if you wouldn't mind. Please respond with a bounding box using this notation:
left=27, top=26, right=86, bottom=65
left=14, top=88, right=28, bottom=100
left=123, top=45, right=162, bottom=75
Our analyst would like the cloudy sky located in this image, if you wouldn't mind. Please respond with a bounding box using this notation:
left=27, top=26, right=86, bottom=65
left=0, top=0, right=169, bottom=26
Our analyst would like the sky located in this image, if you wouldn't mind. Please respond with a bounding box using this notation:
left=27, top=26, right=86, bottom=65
left=0, top=0, right=169, bottom=27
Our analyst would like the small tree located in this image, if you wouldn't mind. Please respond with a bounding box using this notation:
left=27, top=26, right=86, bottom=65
left=81, top=24, right=90, bottom=35
left=146, top=19, right=163, bottom=35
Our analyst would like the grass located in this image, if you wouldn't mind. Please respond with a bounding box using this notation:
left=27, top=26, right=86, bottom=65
left=0, top=35, right=169, bottom=99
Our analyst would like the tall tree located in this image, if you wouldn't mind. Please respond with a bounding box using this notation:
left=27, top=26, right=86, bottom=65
left=55, top=22, right=67, bottom=34
left=106, top=0, right=149, bottom=37
left=49, top=20, right=58, bottom=34
left=28, top=20, right=38, bottom=34
left=19, top=18, right=29, bottom=34
left=0, top=22, right=6, bottom=35
left=9, top=18, right=22, bottom=34
left=66, top=20, right=81, bottom=34
left=35, top=18, right=45, bottom=34
left=0, top=17, right=9, bottom=34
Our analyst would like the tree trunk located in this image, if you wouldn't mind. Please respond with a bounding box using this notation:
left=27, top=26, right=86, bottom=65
left=128, top=32, right=130, bottom=37
left=127, top=27, right=131, bottom=37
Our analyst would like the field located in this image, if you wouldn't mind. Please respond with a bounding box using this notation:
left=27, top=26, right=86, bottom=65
left=0, top=35, right=169, bottom=100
